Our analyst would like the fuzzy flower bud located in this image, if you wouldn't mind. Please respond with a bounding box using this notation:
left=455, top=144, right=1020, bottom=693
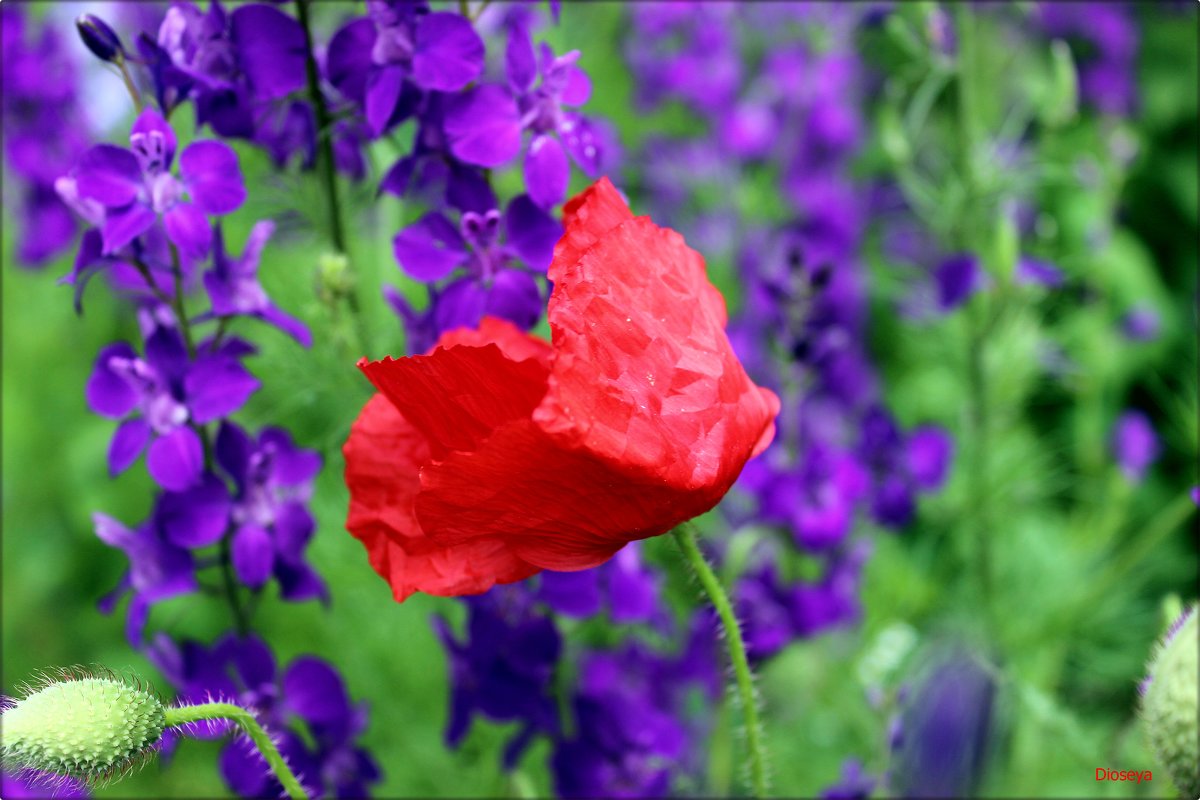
left=75, top=14, right=125, bottom=64
left=1, top=669, right=165, bottom=782
left=1140, top=605, right=1199, bottom=799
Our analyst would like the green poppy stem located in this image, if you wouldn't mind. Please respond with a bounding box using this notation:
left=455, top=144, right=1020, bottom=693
left=164, top=702, right=308, bottom=800
left=673, top=523, right=768, bottom=798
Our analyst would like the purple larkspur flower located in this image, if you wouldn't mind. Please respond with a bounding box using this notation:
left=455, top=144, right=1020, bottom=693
left=326, top=0, right=485, bottom=136
left=203, top=221, right=312, bottom=346
left=858, top=407, right=954, bottom=527
left=736, top=539, right=872, bottom=662
left=1, top=769, right=88, bottom=799
left=756, top=442, right=869, bottom=550
left=435, top=586, right=562, bottom=768
left=552, top=633, right=719, bottom=799
left=890, top=647, right=997, bottom=798
left=215, top=421, right=327, bottom=603
left=438, top=26, right=603, bottom=200
left=504, top=25, right=600, bottom=206
left=390, top=194, right=561, bottom=334
left=1, top=4, right=90, bottom=266
left=1015, top=255, right=1065, bottom=288
left=94, top=510, right=199, bottom=644
left=934, top=253, right=986, bottom=311
left=537, top=542, right=661, bottom=623
left=150, top=0, right=313, bottom=162
left=1112, top=410, right=1159, bottom=482
left=1039, top=3, right=1138, bottom=116
left=66, top=108, right=246, bottom=259
left=821, top=758, right=877, bottom=800
left=86, top=321, right=258, bottom=490
left=148, top=633, right=382, bottom=797
left=76, top=13, right=125, bottom=64
left=378, top=92, right=498, bottom=211
left=1120, top=303, right=1161, bottom=342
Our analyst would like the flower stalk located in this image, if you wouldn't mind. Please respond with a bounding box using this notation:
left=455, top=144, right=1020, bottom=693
left=673, top=523, right=769, bottom=798
left=164, top=702, right=309, bottom=800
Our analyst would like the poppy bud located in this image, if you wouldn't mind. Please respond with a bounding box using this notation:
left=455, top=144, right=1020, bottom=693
left=1, top=668, right=166, bottom=782
left=1139, top=605, right=1198, bottom=798
left=76, top=14, right=125, bottom=64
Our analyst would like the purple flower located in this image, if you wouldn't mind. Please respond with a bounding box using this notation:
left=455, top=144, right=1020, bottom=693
left=934, top=253, right=986, bottom=311
left=152, top=0, right=312, bottom=157
left=1112, top=410, right=1159, bottom=482
left=755, top=443, right=869, bottom=550
left=1015, top=255, right=1065, bottom=288
left=1, top=769, right=88, bottom=799
left=537, top=542, right=661, bottom=623
left=215, top=422, right=327, bottom=603
left=821, top=759, right=876, bottom=800
left=390, top=195, right=561, bottom=334
left=1039, top=3, right=1138, bottom=115
left=326, top=0, right=485, bottom=136
left=76, top=13, right=125, bottom=64
left=736, top=539, right=871, bottom=662
left=1, top=4, right=90, bottom=266
left=203, top=221, right=312, bottom=346
left=439, top=26, right=603, bottom=202
left=889, top=647, right=996, bottom=798
left=505, top=26, right=600, bottom=206
left=148, top=633, right=381, bottom=797
left=435, top=586, right=562, bottom=768
left=94, top=510, right=199, bottom=645
left=68, top=108, right=246, bottom=259
left=552, top=638, right=714, bottom=798
left=86, top=321, right=259, bottom=490
left=1121, top=303, right=1161, bottom=342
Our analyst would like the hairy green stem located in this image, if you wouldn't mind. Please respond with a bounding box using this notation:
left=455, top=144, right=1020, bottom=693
left=165, top=703, right=308, bottom=800
left=672, top=524, right=768, bottom=798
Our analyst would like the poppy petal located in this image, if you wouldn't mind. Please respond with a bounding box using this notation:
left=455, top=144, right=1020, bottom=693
left=357, top=320, right=550, bottom=459
left=344, top=394, right=538, bottom=602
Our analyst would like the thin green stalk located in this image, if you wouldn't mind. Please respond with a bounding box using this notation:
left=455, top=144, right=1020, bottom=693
left=165, top=703, right=308, bottom=800
left=1083, top=491, right=1197, bottom=608
left=955, top=4, right=996, bottom=626
left=168, top=244, right=248, bottom=634
left=116, top=59, right=144, bottom=113
left=672, top=524, right=768, bottom=798
left=297, top=0, right=370, bottom=354
left=297, top=0, right=347, bottom=255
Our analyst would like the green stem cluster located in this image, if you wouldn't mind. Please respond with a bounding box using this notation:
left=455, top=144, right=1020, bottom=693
left=165, top=703, right=308, bottom=800
left=672, top=524, right=768, bottom=798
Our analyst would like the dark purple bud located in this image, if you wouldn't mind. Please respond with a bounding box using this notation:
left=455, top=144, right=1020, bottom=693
left=76, top=14, right=125, bottom=63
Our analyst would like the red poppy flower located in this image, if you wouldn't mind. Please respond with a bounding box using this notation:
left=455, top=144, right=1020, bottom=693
left=344, top=178, right=780, bottom=602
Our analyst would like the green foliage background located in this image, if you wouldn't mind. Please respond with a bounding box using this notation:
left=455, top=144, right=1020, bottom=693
left=2, top=3, right=1196, bottom=797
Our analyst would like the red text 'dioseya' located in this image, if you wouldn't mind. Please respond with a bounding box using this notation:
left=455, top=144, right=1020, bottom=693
left=1096, top=768, right=1152, bottom=783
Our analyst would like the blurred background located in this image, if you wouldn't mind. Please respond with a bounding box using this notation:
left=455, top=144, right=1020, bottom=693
left=3, top=2, right=1197, bottom=798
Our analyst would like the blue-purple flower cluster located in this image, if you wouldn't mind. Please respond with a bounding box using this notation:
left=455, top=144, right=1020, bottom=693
left=435, top=561, right=724, bottom=798
left=357, top=0, right=613, bottom=345
left=624, top=4, right=954, bottom=666
left=1, top=4, right=92, bottom=267
left=14, top=4, right=380, bottom=796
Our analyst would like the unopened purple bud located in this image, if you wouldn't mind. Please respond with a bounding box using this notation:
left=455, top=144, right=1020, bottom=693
left=76, top=14, right=125, bottom=64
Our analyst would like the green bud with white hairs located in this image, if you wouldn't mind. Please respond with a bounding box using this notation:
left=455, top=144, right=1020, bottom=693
left=1139, top=604, right=1198, bottom=799
left=1, top=665, right=310, bottom=799
left=1, top=668, right=166, bottom=783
